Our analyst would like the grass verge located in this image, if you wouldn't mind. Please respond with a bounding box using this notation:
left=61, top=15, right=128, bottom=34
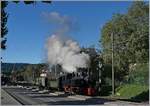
left=115, top=84, right=149, bottom=102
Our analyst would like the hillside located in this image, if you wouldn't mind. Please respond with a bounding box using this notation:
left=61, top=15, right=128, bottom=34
left=1, top=63, right=30, bottom=73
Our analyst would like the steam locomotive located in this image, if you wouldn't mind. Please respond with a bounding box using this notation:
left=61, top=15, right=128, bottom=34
left=59, top=73, right=89, bottom=94
left=40, top=69, right=97, bottom=96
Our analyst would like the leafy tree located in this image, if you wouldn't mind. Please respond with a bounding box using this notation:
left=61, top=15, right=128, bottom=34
left=18, top=63, right=47, bottom=83
left=100, top=1, right=149, bottom=83
left=128, top=63, right=149, bottom=85
left=1, top=1, right=8, bottom=49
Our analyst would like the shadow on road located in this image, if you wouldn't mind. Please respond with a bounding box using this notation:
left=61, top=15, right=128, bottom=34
left=29, top=94, right=69, bottom=98
left=45, top=97, right=115, bottom=105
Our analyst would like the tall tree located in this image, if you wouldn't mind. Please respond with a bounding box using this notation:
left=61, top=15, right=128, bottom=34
left=100, top=1, right=149, bottom=81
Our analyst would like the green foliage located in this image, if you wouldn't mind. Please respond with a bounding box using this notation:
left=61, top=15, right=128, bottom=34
left=127, top=63, right=149, bottom=85
left=1, top=63, right=29, bottom=73
left=131, top=90, right=149, bottom=102
left=2, top=63, right=48, bottom=84
left=101, top=63, right=127, bottom=87
left=21, top=63, right=48, bottom=83
left=100, top=64, right=112, bottom=89
left=100, top=85, right=112, bottom=96
left=100, top=1, right=149, bottom=82
left=115, top=84, right=149, bottom=101
left=13, top=1, right=51, bottom=4
left=1, top=1, right=8, bottom=49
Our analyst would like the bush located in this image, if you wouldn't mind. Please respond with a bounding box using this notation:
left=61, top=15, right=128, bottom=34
left=100, top=85, right=112, bottom=96
left=115, top=84, right=149, bottom=102
left=131, top=90, right=149, bottom=102
left=128, top=63, right=149, bottom=85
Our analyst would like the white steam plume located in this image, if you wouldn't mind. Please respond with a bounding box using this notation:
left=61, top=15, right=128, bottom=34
left=46, top=35, right=90, bottom=73
left=44, top=12, right=90, bottom=73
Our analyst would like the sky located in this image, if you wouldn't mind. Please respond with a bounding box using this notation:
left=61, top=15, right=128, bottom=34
left=2, top=1, right=132, bottom=64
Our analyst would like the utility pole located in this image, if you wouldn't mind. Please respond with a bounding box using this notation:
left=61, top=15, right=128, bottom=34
left=111, top=32, right=115, bottom=96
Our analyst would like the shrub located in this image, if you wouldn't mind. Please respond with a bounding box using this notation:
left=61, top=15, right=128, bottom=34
left=115, top=84, right=149, bottom=102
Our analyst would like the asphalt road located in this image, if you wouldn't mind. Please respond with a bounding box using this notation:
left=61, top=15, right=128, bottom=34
left=1, top=88, right=21, bottom=105
left=1, top=86, right=149, bottom=105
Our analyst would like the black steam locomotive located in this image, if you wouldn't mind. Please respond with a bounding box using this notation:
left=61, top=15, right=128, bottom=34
left=39, top=62, right=102, bottom=96
left=48, top=70, right=96, bottom=96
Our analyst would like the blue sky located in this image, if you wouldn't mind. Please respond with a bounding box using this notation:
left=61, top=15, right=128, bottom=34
left=2, top=1, right=132, bottom=64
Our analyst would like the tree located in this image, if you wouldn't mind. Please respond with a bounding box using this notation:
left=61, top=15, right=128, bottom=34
left=18, top=63, right=47, bottom=84
left=100, top=1, right=149, bottom=83
left=1, top=1, right=51, bottom=50
left=1, top=1, right=8, bottom=49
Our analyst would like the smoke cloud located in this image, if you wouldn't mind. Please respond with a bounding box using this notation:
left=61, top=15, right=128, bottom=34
left=42, top=11, right=77, bottom=35
left=44, top=12, right=90, bottom=73
left=46, top=35, right=90, bottom=73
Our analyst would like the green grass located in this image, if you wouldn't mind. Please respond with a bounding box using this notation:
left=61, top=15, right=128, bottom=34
left=114, top=63, right=149, bottom=102
left=115, top=84, right=149, bottom=101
